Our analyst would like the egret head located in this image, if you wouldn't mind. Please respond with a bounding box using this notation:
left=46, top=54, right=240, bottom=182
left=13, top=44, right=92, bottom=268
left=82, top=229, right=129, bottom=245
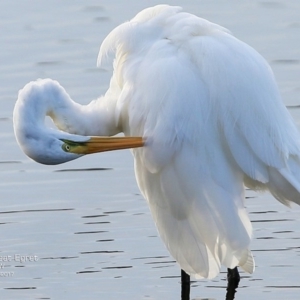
left=13, top=124, right=88, bottom=165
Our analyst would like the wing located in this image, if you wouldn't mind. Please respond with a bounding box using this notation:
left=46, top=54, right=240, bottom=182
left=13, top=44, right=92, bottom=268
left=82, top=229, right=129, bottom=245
left=98, top=5, right=300, bottom=277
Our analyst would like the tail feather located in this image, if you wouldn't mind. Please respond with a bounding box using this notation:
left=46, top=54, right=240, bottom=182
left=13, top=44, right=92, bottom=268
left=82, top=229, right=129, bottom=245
left=267, top=157, right=300, bottom=206
left=239, top=249, right=255, bottom=274
left=244, top=155, right=300, bottom=207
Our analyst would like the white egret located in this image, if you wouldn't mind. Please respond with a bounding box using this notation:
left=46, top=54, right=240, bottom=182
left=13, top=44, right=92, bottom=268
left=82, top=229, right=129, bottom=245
left=13, top=5, right=300, bottom=297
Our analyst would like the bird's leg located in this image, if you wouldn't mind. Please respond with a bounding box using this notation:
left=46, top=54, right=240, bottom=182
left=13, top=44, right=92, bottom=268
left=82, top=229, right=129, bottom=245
left=181, top=269, right=190, bottom=300
left=225, top=267, right=240, bottom=300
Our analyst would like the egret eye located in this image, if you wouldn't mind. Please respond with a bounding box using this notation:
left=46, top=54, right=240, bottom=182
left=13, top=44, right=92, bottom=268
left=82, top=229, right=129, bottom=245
left=62, top=144, right=71, bottom=152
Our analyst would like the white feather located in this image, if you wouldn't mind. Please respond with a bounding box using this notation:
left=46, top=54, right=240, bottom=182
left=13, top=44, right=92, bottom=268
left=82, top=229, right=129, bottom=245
left=97, top=5, right=300, bottom=277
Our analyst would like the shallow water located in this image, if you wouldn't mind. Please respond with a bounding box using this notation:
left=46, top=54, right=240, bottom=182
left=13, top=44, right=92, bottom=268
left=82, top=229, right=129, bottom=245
left=0, top=1, right=300, bottom=299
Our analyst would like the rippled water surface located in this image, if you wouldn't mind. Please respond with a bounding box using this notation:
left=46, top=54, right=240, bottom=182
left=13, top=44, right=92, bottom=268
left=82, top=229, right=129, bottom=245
left=1, top=1, right=300, bottom=299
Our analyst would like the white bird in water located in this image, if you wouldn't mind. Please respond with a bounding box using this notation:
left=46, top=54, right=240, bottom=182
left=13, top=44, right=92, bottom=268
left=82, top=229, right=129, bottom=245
left=13, top=5, right=300, bottom=298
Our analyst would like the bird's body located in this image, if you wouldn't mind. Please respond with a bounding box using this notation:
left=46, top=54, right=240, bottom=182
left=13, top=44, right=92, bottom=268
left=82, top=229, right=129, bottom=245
left=14, top=5, right=300, bottom=281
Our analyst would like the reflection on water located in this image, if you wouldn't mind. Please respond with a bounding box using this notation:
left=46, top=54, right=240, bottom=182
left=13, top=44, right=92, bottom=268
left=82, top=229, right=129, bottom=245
left=55, top=168, right=112, bottom=172
left=1, top=0, right=300, bottom=299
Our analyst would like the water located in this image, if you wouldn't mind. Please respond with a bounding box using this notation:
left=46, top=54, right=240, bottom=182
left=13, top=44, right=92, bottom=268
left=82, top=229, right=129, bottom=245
left=0, top=1, right=300, bottom=299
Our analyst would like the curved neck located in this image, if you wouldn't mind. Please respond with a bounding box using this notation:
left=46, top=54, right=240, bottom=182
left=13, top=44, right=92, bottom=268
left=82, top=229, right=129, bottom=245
left=13, top=79, right=141, bottom=165
left=49, top=82, right=121, bottom=137
left=17, top=79, right=121, bottom=138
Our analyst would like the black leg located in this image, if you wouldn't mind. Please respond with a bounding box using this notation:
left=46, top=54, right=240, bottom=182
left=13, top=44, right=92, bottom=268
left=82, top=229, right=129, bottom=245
left=181, top=269, right=190, bottom=300
left=225, top=267, right=240, bottom=300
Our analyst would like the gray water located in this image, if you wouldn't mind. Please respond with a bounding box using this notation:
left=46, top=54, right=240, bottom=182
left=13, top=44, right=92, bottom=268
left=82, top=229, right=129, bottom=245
left=1, top=1, right=300, bottom=299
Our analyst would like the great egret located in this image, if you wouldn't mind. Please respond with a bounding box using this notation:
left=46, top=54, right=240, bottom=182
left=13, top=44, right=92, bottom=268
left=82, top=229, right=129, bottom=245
left=13, top=4, right=300, bottom=298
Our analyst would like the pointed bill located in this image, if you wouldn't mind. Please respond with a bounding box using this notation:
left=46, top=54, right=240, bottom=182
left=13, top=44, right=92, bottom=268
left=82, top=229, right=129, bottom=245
left=61, top=136, right=144, bottom=155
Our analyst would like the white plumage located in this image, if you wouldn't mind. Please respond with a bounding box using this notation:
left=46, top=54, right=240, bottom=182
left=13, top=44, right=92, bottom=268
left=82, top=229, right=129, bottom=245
left=13, top=5, right=300, bottom=279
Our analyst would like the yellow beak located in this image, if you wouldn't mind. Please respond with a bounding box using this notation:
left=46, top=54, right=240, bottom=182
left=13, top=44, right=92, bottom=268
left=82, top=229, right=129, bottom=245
left=61, top=136, right=144, bottom=155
